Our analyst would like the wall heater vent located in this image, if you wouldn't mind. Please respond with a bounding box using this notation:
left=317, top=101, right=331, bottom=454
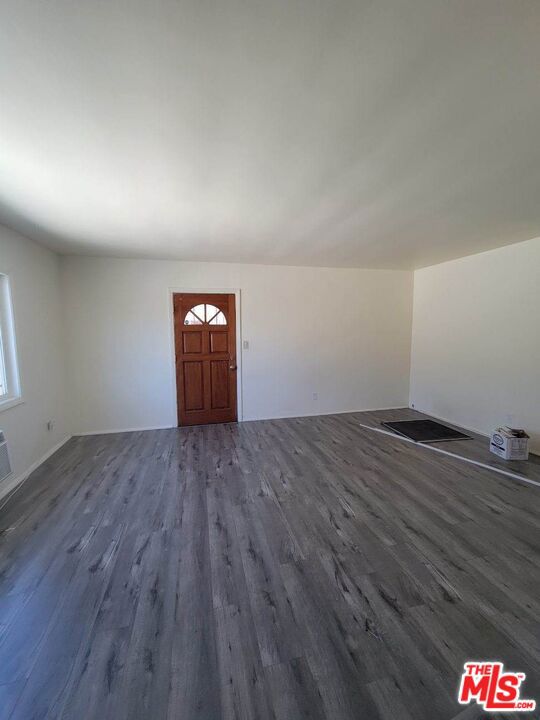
left=0, top=431, right=12, bottom=484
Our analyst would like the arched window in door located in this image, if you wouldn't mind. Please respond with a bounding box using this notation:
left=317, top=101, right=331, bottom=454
left=184, top=303, right=227, bottom=326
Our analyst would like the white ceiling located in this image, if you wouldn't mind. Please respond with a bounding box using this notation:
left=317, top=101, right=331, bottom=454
left=1, top=1, right=539, bottom=269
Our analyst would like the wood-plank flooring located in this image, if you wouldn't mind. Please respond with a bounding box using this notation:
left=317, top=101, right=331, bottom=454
left=0, top=412, right=539, bottom=720
left=360, top=407, right=540, bottom=485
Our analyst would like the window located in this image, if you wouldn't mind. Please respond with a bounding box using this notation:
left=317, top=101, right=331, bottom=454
left=0, top=274, right=21, bottom=410
left=0, top=325, right=7, bottom=397
left=184, top=303, right=227, bottom=326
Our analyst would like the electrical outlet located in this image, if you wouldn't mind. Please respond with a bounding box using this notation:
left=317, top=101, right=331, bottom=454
left=46, top=420, right=55, bottom=432
left=312, top=392, right=318, bottom=401
left=243, top=340, right=249, bottom=350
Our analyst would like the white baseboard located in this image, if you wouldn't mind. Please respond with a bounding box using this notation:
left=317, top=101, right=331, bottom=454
left=408, top=405, right=490, bottom=438
left=75, top=425, right=174, bottom=437
left=409, top=405, right=539, bottom=458
left=243, top=405, right=410, bottom=423
left=0, top=435, right=72, bottom=506
left=74, top=407, right=410, bottom=434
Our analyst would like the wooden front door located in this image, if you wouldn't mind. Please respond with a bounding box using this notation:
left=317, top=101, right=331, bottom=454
left=173, top=293, right=237, bottom=426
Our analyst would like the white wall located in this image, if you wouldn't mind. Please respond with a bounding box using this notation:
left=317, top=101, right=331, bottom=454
left=3, top=227, right=538, bottom=481
left=62, top=256, right=413, bottom=434
left=410, top=236, right=540, bottom=453
left=0, top=226, right=68, bottom=492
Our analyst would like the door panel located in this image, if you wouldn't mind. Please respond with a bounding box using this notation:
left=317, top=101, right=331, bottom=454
left=182, top=331, right=203, bottom=354
left=209, top=331, right=228, bottom=353
left=183, top=362, right=204, bottom=411
left=210, top=360, right=230, bottom=409
left=173, top=293, right=237, bottom=426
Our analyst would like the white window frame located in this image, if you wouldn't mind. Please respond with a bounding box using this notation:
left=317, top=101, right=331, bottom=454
left=0, top=273, right=22, bottom=412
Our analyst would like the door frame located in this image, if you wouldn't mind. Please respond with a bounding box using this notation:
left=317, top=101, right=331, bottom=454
left=168, top=287, right=243, bottom=424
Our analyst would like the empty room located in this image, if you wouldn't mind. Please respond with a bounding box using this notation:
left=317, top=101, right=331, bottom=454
left=1, top=1, right=539, bottom=719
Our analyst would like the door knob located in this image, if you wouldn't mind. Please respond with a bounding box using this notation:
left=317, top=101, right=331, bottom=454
left=229, top=365, right=237, bottom=370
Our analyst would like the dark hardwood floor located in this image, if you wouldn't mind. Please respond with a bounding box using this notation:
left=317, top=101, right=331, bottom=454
left=0, top=412, right=538, bottom=720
